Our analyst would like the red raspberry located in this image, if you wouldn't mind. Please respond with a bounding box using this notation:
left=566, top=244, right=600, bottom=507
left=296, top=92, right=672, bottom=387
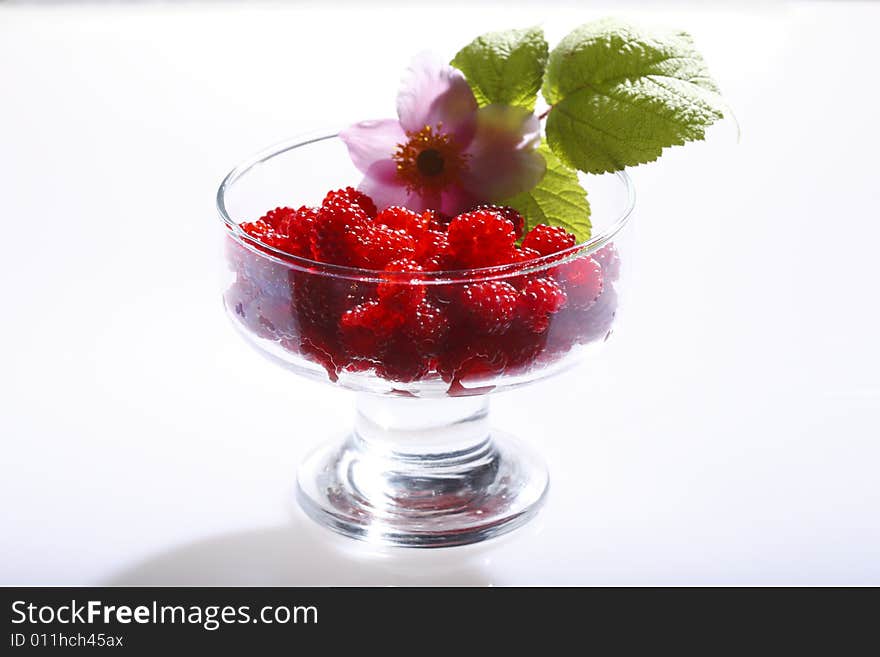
left=298, top=335, right=341, bottom=382
left=342, top=359, right=374, bottom=374
left=496, top=247, right=544, bottom=290
left=355, top=224, right=417, bottom=269
left=241, top=207, right=319, bottom=259
left=292, top=272, right=371, bottom=331
left=323, top=187, right=377, bottom=218
left=501, top=326, right=548, bottom=370
left=446, top=210, right=517, bottom=268
left=415, top=230, right=451, bottom=270
left=549, top=284, right=618, bottom=350
left=423, top=209, right=451, bottom=232
left=554, top=256, right=604, bottom=310
left=511, top=246, right=542, bottom=264
left=576, top=284, right=618, bottom=343
left=225, top=279, right=296, bottom=342
left=521, top=224, right=577, bottom=256
left=252, top=296, right=299, bottom=341
left=311, top=201, right=415, bottom=268
left=376, top=337, right=431, bottom=382
left=438, top=335, right=508, bottom=384
left=277, top=206, right=318, bottom=258
left=378, top=258, right=426, bottom=314
left=518, top=277, right=567, bottom=333
left=340, top=300, right=400, bottom=360
left=239, top=218, right=290, bottom=251
left=259, top=206, right=298, bottom=231
left=310, top=200, right=370, bottom=265
left=459, top=280, right=518, bottom=334
left=404, top=300, right=450, bottom=355
left=593, top=244, right=621, bottom=282
left=474, top=205, right=525, bottom=239
left=375, top=206, right=429, bottom=236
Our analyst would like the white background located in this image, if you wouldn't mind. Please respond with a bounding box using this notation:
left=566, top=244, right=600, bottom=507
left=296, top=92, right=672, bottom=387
left=1, top=1, right=878, bottom=585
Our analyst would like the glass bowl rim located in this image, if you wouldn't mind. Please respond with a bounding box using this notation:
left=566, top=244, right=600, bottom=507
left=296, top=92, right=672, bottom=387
left=216, top=131, right=635, bottom=284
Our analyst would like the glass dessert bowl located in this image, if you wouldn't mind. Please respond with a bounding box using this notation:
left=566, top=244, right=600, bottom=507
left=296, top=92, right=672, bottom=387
left=217, top=132, right=635, bottom=547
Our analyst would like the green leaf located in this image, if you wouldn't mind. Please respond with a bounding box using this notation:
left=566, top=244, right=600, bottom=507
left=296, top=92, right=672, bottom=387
left=451, top=26, right=549, bottom=111
left=542, top=18, right=725, bottom=173
left=503, top=142, right=591, bottom=243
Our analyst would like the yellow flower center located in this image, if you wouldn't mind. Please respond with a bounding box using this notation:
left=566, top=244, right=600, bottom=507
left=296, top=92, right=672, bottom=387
left=393, top=125, right=469, bottom=194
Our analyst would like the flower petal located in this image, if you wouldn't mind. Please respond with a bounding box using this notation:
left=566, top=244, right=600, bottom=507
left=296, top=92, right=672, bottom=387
left=397, top=52, right=478, bottom=145
left=461, top=104, right=545, bottom=201
left=339, top=119, right=406, bottom=174
left=469, top=103, right=542, bottom=150
left=363, top=158, right=400, bottom=186
left=357, top=160, right=410, bottom=210
left=439, top=185, right=479, bottom=216
left=411, top=189, right=442, bottom=213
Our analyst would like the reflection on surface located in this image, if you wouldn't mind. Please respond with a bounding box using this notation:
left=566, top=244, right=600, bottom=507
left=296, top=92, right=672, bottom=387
left=103, top=509, right=518, bottom=586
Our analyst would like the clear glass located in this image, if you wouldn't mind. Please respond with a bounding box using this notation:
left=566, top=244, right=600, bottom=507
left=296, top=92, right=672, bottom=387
left=217, top=132, right=635, bottom=547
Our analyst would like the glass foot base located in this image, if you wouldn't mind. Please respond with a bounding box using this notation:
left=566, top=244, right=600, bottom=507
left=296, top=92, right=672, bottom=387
left=296, top=426, right=549, bottom=548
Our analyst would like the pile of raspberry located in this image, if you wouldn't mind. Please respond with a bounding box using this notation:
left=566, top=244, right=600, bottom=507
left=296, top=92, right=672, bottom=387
left=227, top=187, right=619, bottom=389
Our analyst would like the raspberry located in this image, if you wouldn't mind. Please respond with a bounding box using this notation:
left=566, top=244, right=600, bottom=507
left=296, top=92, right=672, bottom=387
left=227, top=236, right=292, bottom=299
left=554, top=256, right=604, bottom=310
left=593, top=244, right=621, bottom=282
left=342, top=359, right=375, bottom=374
left=459, top=280, right=518, bottom=334
left=376, top=337, right=431, bottom=382
left=292, top=272, right=371, bottom=331
left=518, top=277, right=567, bottom=333
left=311, top=201, right=415, bottom=268
left=310, top=200, right=370, bottom=265
left=404, top=300, right=450, bottom=355
left=298, top=335, right=341, bottom=382
left=252, top=296, right=298, bottom=341
left=225, top=272, right=296, bottom=341
left=277, top=206, right=318, bottom=258
left=240, top=218, right=290, bottom=251
left=240, top=207, right=320, bottom=260
left=377, top=258, right=425, bottom=313
left=259, top=206, right=298, bottom=231
left=226, top=279, right=295, bottom=342
left=512, top=246, right=543, bottom=263
left=375, top=206, right=429, bottom=236
left=415, top=230, right=451, bottom=270
left=322, top=187, right=377, bottom=218
left=438, top=335, right=508, bottom=384
left=340, top=300, right=400, bottom=359
left=521, top=224, right=577, bottom=256
left=503, top=247, right=545, bottom=289
left=424, top=209, right=451, bottom=232
left=355, top=224, right=417, bottom=269
left=474, top=205, right=525, bottom=239
left=446, top=210, right=517, bottom=268
left=552, top=285, right=618, bottom=348
left=501, top=326, right=548, bottom=371
left=582, top=285, right=618, bottom=343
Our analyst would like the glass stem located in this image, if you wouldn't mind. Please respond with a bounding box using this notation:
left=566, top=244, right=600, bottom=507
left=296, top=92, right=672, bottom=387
left=354, top=394, right=491, bottom=457
left=297, top=392, right=548, bottom=545
left=348, top=394, right=497, bottom=508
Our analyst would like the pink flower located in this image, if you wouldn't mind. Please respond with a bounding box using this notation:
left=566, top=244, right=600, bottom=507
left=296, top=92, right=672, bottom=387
left=339, top=54, right=545, bottom=216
